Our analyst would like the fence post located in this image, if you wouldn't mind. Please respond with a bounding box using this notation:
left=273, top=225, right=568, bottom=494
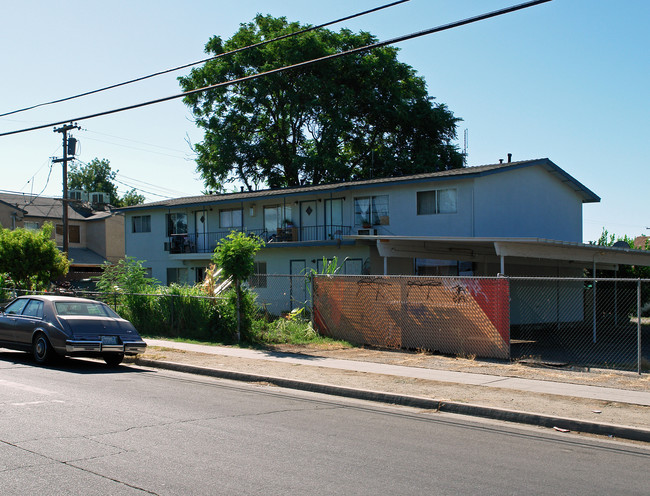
left=310, top=274, right=315, bottom=331
left=638, top=279, right=642, bottom=376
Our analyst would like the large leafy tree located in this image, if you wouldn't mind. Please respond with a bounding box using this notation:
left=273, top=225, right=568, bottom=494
left=0, top=224, right=69, bottom=290
left=68, top=158, right=145, bottom=207
left=179, top=15, right=463, bottom=191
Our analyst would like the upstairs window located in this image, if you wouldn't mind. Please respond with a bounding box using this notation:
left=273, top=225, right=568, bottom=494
left=417, top=189, right=457, bottom=215
left=354, top=195, right=389, bottom=226
left=219, top=209, right=242, bottom=229
left=264, top=205, right=291, bottom=232
left=132, top=215, right=151, bottom=233
left=166, top=213, right=188, bottom=236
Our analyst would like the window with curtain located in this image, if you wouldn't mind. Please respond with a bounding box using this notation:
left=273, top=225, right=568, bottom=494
left=132, top=215, right=151, bottom=233
left=166, top=213, right=188, bottom=236
left=417, top=189, right=457, bottom=215
left=219, top=209, right=242, bottom=228
left=354, top=195, right=389, bottom=226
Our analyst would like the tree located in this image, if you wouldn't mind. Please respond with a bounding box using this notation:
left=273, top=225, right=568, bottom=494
left=212, top=232, right=264, bottom=340
left=69, top=158, right=119, bottom=203
left=179, top=15, right=463, bottom=191
left=96, top=256, right=158, bottom=294
left=68, top=158, right=145, bottom=207
left=0, top=223, right=69, bottom=290
left=120, top=189, right=146, bottom=207
left=591, top=228, right=650, bottom=278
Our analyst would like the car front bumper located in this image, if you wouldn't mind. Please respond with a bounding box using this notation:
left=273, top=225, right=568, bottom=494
left=65, top=339, right=147, bottom=355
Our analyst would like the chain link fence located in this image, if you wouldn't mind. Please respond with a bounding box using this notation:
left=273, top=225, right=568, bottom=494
left=312, top=275, right=510, bottom=360
left=247, top=274, right=313, bottom=319
left=310, top=275, right=649, bottom=372
left=3, top=275, right=648, bottom=372
left=510, top=277, right=649, bottom=372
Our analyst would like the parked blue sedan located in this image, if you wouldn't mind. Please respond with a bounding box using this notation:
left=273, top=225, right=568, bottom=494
left=0, top=295, right=146, bottom=366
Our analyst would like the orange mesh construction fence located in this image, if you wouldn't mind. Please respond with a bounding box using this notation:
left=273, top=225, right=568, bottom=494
left=313, top=275, right=510, bottom=360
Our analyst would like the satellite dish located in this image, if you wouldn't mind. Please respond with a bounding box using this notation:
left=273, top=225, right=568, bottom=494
left=612, top=241, right=629, bottom=249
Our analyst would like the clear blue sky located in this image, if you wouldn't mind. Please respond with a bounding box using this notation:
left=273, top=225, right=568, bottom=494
left=1, top=0, right=648, bottom=243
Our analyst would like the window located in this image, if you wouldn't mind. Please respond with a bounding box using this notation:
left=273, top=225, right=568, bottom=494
left=24, top=222, right=39, bottom=231
left=132, top=215, right=151, bottom=233
left=69, top=225, right=80, bottom=243
left=55, top=224, right=81, bottom=242
left=264, top=205, right=291, bottom=232
left=249, top=261, right=267, bottom=288
left=55, top=301, right=117, bottom=317
left=166, top=267, right=188, bottom=285
left=417, top=189, right=457, bottom=215
left=22, top=300, right=44, bottom=318
left=219, top=209, right=242, bottom=228
left=4, top=299, right=29, bottom=315
left=166, top=213, right=188, bottom=236
left=354, top=195, right=389, bottom=226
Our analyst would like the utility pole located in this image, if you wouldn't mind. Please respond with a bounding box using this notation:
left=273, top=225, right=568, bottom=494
left=53, top=122, right=80, bottom=254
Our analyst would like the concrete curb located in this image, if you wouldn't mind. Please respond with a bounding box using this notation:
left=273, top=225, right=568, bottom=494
left=132, top=358, right=650, bottom=443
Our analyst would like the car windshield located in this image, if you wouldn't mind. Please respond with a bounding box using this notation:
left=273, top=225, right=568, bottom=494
left=55, top=301, right=120, bottom=318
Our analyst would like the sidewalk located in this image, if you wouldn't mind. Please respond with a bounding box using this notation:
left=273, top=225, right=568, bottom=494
left=132, top=338, right=650, bottom=442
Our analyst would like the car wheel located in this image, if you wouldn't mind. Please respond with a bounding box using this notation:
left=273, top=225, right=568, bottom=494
left=32, top=333, right=55, bottom=365
left=103, top=353, right=124, bottom=367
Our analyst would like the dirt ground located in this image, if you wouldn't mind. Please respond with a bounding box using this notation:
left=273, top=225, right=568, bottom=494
left=132, top=343, right=650, bottom=432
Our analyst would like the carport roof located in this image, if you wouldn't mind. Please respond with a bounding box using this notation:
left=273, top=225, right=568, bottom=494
left=348, top=236, right=650, bottom=268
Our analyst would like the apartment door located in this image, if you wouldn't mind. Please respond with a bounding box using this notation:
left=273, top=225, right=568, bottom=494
left=325, top=198, right=343, bottom=239
left=300, top=200, right=318, bottom=241
left=195, top=210, right=207, bottom=252
left=289, top=260, right=307, bottom=310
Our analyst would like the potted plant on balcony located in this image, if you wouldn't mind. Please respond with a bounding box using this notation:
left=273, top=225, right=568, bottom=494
left=361, top=217, right=372, bottom=229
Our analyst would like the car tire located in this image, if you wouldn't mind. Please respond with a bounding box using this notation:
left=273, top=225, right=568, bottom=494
left=32, top=333, right=55, bottom=365
left=103, top=353, right=124, bottom=367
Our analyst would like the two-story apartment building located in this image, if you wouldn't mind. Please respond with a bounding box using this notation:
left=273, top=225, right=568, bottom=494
left=121, top=158, right=650, bottom=315
left=120, top=158, right=602, bottom=281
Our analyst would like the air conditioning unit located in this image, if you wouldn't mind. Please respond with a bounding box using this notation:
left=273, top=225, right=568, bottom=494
left=90, top=192, right=111, bottom=205
left=68, top=189, right=87, bottom=201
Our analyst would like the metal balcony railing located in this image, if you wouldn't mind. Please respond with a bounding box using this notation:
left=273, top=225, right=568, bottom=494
left=168, top=225, right=351, bottom=254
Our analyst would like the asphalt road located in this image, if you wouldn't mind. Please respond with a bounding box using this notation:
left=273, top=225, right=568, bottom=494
left=1, top=352, right=648, bottom=496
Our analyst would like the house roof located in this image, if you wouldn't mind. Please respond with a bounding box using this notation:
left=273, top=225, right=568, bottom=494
left=66, top=247, right=107, bottom=266
left=0, top=193, right=105, bottom=221
left=118, top=158, right=600, bottom=212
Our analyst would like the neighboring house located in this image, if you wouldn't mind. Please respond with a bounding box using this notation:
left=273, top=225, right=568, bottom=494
left=0, top=193, right=125, bottom=283
left=120, top=157, right=650, bottom=314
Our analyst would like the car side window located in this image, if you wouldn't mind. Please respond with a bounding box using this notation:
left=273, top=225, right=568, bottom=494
left=22, top=300, right=44, bottom=318
left=5, top=299, right=29, bottom=315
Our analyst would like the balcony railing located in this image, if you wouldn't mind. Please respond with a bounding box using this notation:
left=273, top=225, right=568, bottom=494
left=168, top=225, right=352, bottom=254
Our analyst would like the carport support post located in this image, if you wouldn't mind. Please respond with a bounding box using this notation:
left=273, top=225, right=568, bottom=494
left=593, top=261, right=597, bottom=344
left=500, top=255, right=505, bottom=275
left=638, top=279, right=642, bottom=375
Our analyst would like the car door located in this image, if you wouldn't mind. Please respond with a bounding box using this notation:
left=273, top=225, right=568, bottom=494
left=0, top=299, right=29, bottom=345
left=13, top=299, right=45, bottom=346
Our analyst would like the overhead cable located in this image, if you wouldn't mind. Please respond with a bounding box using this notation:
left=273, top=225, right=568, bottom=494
left=0, top=0, right=410, bottom=118
left=0, top=0, right=551, bottom=138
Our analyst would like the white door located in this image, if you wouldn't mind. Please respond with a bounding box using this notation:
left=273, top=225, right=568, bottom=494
left=300, top=201, right=318, bottom=241
left=195, top=210, right=207, bottom=252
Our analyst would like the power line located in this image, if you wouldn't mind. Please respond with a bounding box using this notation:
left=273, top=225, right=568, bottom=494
left=0, top=0, right=410, bottom=118
left=0, top=0, right=551, bottom=138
